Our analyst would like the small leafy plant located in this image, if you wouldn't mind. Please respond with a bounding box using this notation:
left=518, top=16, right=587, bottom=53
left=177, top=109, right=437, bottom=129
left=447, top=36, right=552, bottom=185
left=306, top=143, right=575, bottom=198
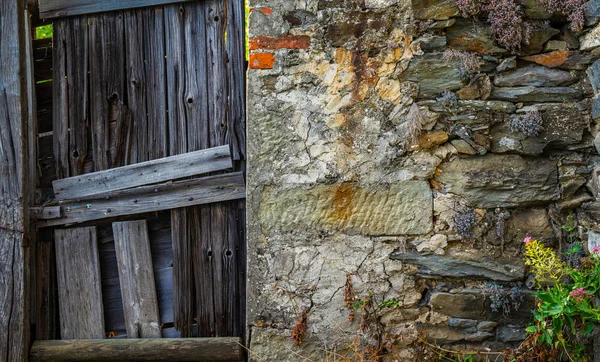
left=521, top=237, right=600, bottom=361
left=509, top=111, right=543, bottom=137
left=453, top=208, right=478, bottom=239
left=482, top=282, right=525, bottom=316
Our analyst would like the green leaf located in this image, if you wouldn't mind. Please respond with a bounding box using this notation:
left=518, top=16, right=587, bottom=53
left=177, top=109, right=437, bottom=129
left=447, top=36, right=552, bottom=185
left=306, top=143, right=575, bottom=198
left=582, top=323, right=594, bottom=335
left=564, top=314, right=574, bottom=330
left=552, top=317, right=563, bottom=331
left=536, top=292, right=555, bottom=304
left=525, top=326, right=538, bottom=333
left=544, top=303, right=563, bottom=316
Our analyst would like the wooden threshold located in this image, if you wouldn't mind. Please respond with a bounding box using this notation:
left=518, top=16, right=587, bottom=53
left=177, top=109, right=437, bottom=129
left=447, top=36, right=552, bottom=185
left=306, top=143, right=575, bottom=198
left=30, top=338, right=244, bottom=361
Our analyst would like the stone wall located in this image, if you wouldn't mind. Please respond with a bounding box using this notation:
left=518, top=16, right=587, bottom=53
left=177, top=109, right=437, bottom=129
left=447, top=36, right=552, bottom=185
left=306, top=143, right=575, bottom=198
left=247, top=0, right=600, bottom=359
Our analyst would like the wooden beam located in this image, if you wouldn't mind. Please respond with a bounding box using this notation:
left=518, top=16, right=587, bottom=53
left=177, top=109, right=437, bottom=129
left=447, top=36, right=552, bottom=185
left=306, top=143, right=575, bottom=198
left=0, top=0, right=31, bottom=360
left=112, top=220, right=161, bottom=338
left=54, top=227, right=105, bottom=339
left=30, top=206, right=62, bottom=220
left=52, top=145, right=232, bottom=201
left=30, top=338, right=244, bottom=361
left=38, top=172, right=246, bottom=227
left=39, top=0, right=198, bottom=19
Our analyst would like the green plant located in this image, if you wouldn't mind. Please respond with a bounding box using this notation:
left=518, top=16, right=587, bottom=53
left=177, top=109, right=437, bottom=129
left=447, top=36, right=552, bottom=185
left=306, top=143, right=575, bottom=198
left=520, top=237, right=600, bottom=361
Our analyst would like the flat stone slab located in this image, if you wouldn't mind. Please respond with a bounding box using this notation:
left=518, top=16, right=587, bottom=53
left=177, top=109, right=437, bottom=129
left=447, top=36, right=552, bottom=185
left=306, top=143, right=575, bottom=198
left=258, top=181, right=433, bottom=236
left=391, top=249, right=525, bottom=281
left=435, top=154, right=559, bottom=208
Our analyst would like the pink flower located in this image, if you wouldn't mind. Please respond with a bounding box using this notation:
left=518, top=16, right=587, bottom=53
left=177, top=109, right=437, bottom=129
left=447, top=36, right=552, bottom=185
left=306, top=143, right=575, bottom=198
left=591, top=246, right=600, bottom=253
left=523, top=237, right=532, bottom=244
left=570, top=288, right=589, bottom=302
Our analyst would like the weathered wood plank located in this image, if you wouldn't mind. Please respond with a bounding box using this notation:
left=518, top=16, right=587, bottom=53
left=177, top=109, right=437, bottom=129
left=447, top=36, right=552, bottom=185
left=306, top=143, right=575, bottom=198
left=39, top=0, right=198, bottom=19
left=52, top=19, right=70, bottom=179
left=143, top=7, right=168, bottom=160
left=226, top=0, right=246, bottom=161
left=30, top=338, right=244, bottom=361
left=112, top=220, right=162, bottom=338
left=171, top=208, right=194, bottom=337
left=54, top=227, right=105, bottom=339
left=52, top=145, right=232, bottom=200
left=0, top=0, right=31, bottom=359
left=31, top=206, right=62, bottom=220
left=41, top=172, right=246, bottom=227
left=195, top=204, right=215, bottom=336
left=36, top=238, right=56, bottom=340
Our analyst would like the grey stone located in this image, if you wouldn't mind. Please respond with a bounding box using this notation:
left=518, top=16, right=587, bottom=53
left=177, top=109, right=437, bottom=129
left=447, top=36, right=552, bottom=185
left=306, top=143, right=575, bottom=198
left=417, top=35, right=447, bottom=52
left=412, top=0, right=459, bottom=20
left=391, top=249, right=525, bottom=281
left=451, top=139, right=478, bottom=155
left=400, top=53, right=466, bottom=98
left=490, top=87, right=582, bottom=103
left=477, top=321, right=498, bottom=332
left=588, top=231, right=600, bottom=252
left=496, top=56, right=517, bottom=73
left=581, top=23, right=600, bottom=51
left=258, top=182, right=433, bottom=236
left=465, top=331, right=495, bottom=342
left=595, top=132, right=600, bottom=155
left=494, top=64, right=578, bottom=87
left=421, top=99, right=517, bottom=114
left=578, top=201, right=600, bottom=232
left=430, top=292, right=486, bottom=319
left=419, top=325, right=469, bottom=343
left=490, top=103, right=587, bottom=155
left=448, top=318, right=478, bottom=328
left=545, top=40, right=568, bottom=51
left=592, top=96, right=600, bottom=120
left=497, top=326, right=527, bottom=342
left=429, top=19, right=456, bottom=29
left=587, top=60, right=600, bottom=94
left=435, top=154, right=559, bottom=208
left=517, top=22, right=560, bottom=56
left=503, top=209, right=555, bottom=244
left=446, top=19, right=508, bottom=55
left=557, top=52, right=597, bottom=70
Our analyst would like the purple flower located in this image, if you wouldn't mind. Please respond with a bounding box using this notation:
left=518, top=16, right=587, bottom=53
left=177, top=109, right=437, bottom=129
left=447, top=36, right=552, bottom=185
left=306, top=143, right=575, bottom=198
left=523, top=237, right=532, bottom=244
left=570, top=288, right=589, bottom=302
left=591, top=246, right=600, bottom=253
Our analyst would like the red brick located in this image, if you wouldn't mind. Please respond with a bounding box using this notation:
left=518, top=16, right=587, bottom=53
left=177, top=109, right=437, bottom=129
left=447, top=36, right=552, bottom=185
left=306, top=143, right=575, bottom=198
left=249, top=53, right=276, bottom=69
left=250, top=7, right=273, bottom=15
left=249, top=35, right=311, bottom=51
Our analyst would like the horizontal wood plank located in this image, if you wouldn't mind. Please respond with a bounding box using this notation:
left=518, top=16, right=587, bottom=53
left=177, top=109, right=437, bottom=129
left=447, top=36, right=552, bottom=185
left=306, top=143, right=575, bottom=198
left=31, top=206, right=62, bottom=220
left=39, top=172, right=246, bottom=227
left=52, top=145, right=232, bottom=201
left=39, top=0, right=198, bottom=19
left=30, top=338, right=243, bottom=361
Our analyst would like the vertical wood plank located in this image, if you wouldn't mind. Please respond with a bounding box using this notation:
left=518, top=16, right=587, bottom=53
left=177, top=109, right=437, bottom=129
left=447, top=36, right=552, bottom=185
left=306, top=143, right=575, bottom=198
left=112, top=220, right=162, bottom=338
left=170, top=209, right=194, bottom=337
left=54, top=227, right=105, bottom=339
left=210, top=203, right=226, bottom=337
left=226, top=0, right=246, bottom=162
left=194, top=204, right=215, bottom=336
left=65, top=17, right=89, bottom=176
left=52, top=19, right=70, bottom=179
left=36, top=237, right=57, bottom=340
left=0, top=0, right=30, bottom=359
left=144, top=7, right=168, bottom=160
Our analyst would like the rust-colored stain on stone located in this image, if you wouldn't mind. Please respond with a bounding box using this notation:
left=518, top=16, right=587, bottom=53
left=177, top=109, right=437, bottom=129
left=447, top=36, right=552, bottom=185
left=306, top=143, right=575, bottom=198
left=328, top=183, right=356, bottom=223
left=249, top=35, right=311, bottom=51
left=249, top=53, right=276, bottom=69
left=522, top=50, right=571, bottom=68
left=250, top=7, right=273, bottom=15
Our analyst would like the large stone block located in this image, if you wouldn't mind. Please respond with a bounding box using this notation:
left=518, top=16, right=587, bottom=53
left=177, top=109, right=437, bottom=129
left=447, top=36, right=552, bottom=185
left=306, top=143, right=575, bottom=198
left=399, top=53, right=466, bottom=98
left=435, top=154, right=559, bottom=208
left=258, top=182, right=433, bottom=235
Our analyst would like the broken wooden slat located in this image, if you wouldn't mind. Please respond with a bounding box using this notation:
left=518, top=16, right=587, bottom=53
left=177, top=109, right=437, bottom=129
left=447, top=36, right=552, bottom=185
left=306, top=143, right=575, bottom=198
left=113, top=220, right=161, bottom=338
left=52, top=145, right=232, bottom=201
left=39, top=0, right=197, bottom=19
left=54, top=227, right=105, bottom=339
left=40, top=172, right=245, bottom=227
left=30, top=206, right=62, bottom=220
left=30, top=338, right=244, bottom=361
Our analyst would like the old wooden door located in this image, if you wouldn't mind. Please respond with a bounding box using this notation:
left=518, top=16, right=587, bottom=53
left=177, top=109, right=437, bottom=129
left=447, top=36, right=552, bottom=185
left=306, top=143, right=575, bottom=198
left=33, top=0, right=247, bottom=343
